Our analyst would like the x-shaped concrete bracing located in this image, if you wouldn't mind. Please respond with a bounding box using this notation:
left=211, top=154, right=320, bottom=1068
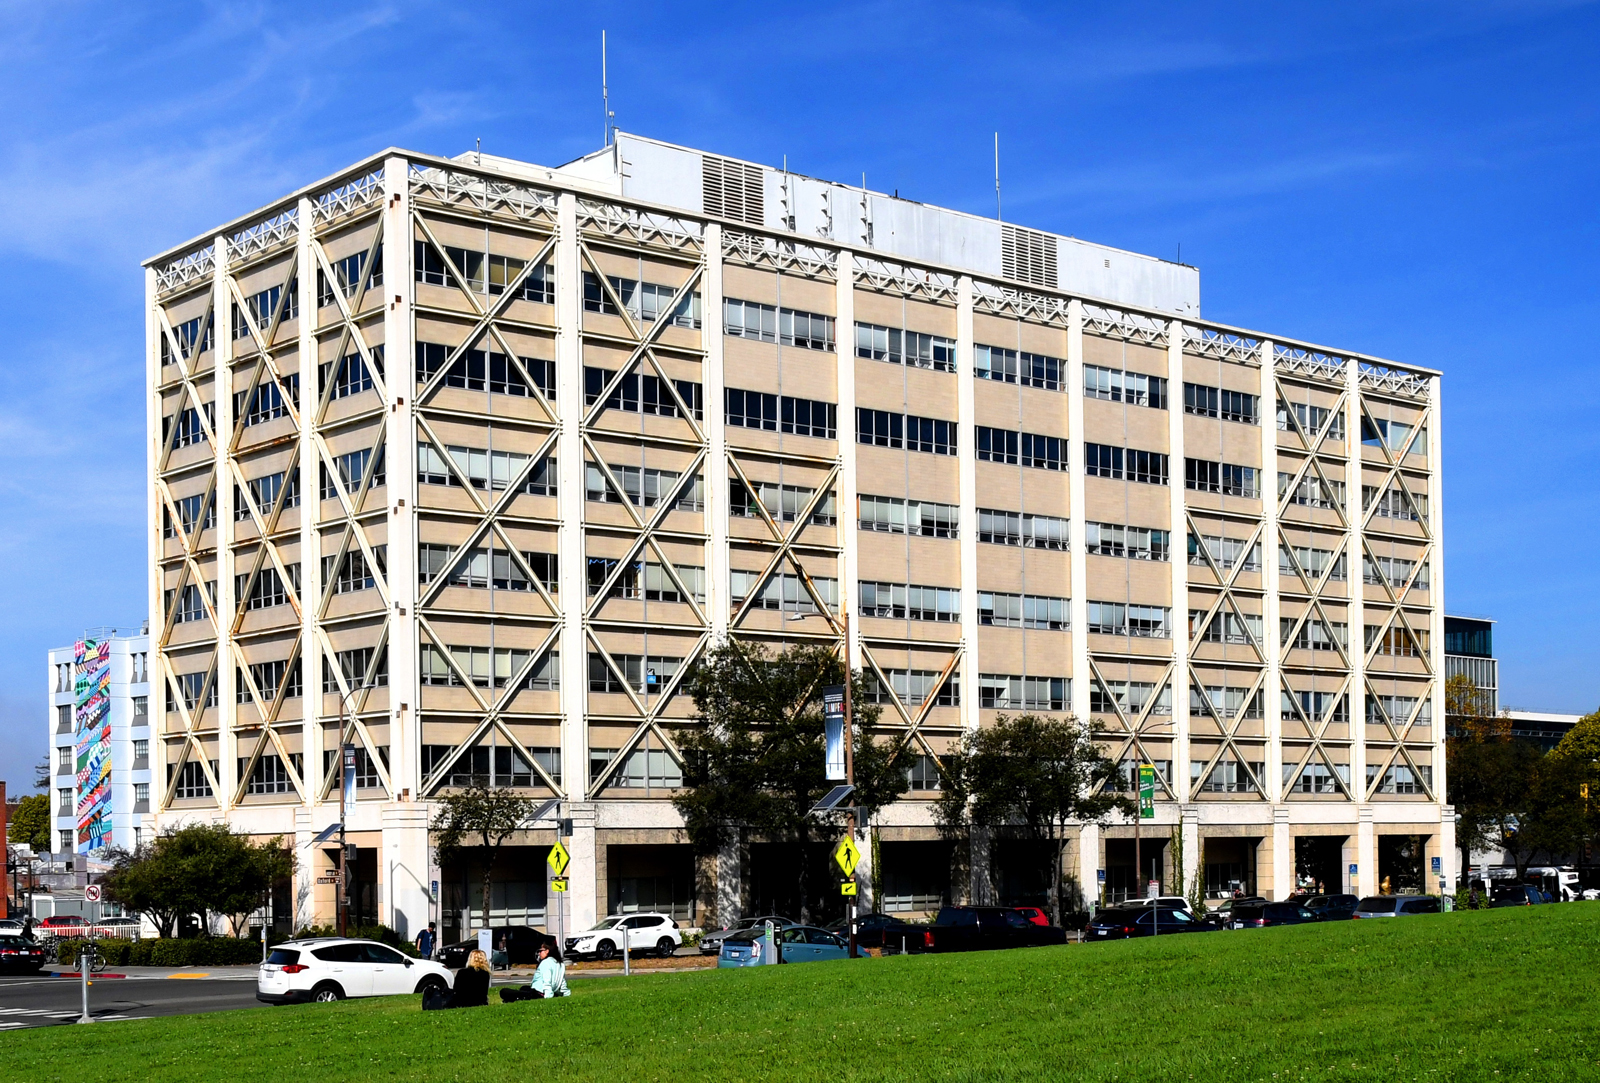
left=1088, top=658, right=1179, bottom=800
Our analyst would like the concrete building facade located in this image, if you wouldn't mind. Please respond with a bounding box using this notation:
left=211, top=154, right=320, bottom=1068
left=142, top=134, right=1448, bottom=938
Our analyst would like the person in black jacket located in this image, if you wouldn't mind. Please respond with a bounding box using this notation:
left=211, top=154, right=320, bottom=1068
left=425, top=948, right=492, bottom=1009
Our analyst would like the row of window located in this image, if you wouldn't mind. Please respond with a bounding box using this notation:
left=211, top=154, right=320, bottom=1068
left=726, top=389, right=836, bottom=438
left=420, top=646, right=559, bottom=690
left=418, top=445, right=555, bottom=494
left=586, top=366, right=704, bottom=420
left=419, top=342, right=555, bottom=399
left=416, top=241, right=548, bottom=301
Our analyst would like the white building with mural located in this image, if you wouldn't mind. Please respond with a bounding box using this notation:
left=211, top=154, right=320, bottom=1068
left=47, top=629, right=153, bottom=859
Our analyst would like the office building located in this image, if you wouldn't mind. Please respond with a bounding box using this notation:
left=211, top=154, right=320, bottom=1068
left=143, top=133, right=1447, bottom=937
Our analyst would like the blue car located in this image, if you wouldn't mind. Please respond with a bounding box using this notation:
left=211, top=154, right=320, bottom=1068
left=718, top=925, right=854, bottom=967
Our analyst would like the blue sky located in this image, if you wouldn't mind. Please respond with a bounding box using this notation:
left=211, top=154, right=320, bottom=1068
left=2, top=1, right=1597, bottom=789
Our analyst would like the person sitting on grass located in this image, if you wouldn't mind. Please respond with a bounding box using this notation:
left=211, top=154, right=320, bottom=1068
left=453, top=949, right=493, bottom=1006
left=500, top=940, right=570, bottom=1002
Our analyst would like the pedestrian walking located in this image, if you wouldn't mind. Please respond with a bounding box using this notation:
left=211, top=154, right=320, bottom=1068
left=416, top=922, right=436, bottom=960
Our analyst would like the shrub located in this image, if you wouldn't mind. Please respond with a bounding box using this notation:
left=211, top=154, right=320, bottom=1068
left=55, top=938, right=135, bottom=967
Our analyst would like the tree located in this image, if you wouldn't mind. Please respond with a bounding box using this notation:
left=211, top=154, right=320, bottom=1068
left=935, top=713, right=1131, bottom=927
left=7, top=794, right=50, bottom=851
left=431, top=785, right=538, bottom=933
left=1446, top=674, right=1526, bottom=877
left=32, top=756, right=49, bottom=792
left=102, top=824, right=290, bottom=936
left=672, top=639, right=904, bottom=924
left=1504, top=752, right=1590, bottom=877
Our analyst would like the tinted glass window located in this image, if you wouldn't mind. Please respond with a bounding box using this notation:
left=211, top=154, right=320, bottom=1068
left=806, top=929, right=843, bottom=946
left=266, top=948, right=301, bottom=965
left=1403, top=899, right=1439, bottom=914
left=780, top=927, right=806, bottom=943
left=941, top=909, right=978, bottom=927
left=363, top=944, right=406, bottom=964
left=1004, top=911, right=1032, bottom=928
left=313, top=944, right=363, bottom=962
left=1354, top=898, right=1391, bottom=912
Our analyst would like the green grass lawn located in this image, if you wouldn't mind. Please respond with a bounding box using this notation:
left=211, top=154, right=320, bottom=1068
left=5, top=905, right=1597, bottom=1082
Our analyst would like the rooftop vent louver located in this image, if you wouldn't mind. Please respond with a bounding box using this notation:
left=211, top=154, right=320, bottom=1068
left=1001, top=224, right=1058, bottom=289
left=702, top=155, right=765, bottom=227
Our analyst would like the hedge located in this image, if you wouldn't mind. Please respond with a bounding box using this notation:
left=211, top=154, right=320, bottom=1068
left=55, top=937, right=265, bottom=968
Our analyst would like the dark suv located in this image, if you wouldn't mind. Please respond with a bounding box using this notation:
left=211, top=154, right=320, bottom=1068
left=1229, top=901, right=1317, bottom=929
left=1086, top=905, right=1210, bottom=940
left=1300, top=894, right=1358, bottom=921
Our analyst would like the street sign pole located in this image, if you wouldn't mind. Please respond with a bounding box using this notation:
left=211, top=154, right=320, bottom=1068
left=77, top=942, right=91, bottom=1024
left=842, top=615, right=858, bottom=960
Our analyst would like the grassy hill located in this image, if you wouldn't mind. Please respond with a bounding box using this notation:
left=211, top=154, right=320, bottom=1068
left=7, top=905, right=1598, bottom=1082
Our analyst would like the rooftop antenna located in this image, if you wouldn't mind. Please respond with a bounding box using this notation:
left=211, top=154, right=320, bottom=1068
left=602, top=31, right=615, bottom=146
left=994, top=132, right=1001, bottom=221
left=475, top=136, right=481, bottom=166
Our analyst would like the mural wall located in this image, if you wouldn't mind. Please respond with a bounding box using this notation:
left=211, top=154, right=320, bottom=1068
left=74, top=638, right=112, bottom=852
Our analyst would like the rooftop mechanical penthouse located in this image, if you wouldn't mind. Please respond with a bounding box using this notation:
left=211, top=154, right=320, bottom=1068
left=144, top=133, right=1447, bottom=939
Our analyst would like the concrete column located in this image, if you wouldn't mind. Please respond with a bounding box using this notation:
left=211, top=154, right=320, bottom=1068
left=554, top=193, right=586, bottom=806
left=381, top=802, right=430, bottom=937
left=1066, top=301, right=1090, bottom=721
left=213, top=232, right=236, bottom=808
left=1272, top=806, right=1293, bottom=898
left=1078, top=821, right=1101, bottom=907
left=1341, top=834, right=1359, bottom=897
left=1345, top=358, right=1367, bottom=812
left=144, top=265, right=166, bottom=824
left=381, top=155, right=418, bottom=801
left=1426, top=372, right=1446, bottom=827
left=1166, top=321, right=1190, bottom=801
left=955, top=277, right=979, bottom=736
left=1180, top=806, right=1200, bottom=902
left=703, top=224, right=730, bottom=642
left=1357, top=805, right=1376, bottom=897
left=1439, top=804, right=1457, bottom=892
left=568, top=801, right=598, bottom=931
left=715, top=835, right=741, bottom=925
left=1258, top=340, right=1283, bottom=802
left=296, top=197, right=325, bottom=816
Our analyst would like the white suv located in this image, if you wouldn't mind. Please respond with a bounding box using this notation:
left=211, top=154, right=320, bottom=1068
left=565, top=914, right=682, bottom=960
left=256, top=938, right=454, bottom=1004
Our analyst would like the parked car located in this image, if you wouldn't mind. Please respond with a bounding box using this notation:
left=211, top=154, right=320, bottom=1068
left=0, top=935, right=46, bottom=973
left=1201, top=896, right=1267, bottom=928
left=437, top=924, right=555, bottom=970
left=883, top=905, right=1067, bottom=954
left=825, top=911, right=900, bottom=948
left=1085, top=905, right=1212, bottom=940
left=698, top=914, right=796, bottom=956
left=1352, top=895, right=1442, bottom=918
left=1300, top=894, right=1358, bottom=921
left=1490, top=885, right=1548, bottom=908
left=256, top=938, right=453, bottom=1003
left=1012, top=906, right=1049, bottom=926
left=566, top=913, right=682, bottom=960
left=35, top=916, right=87, bottom=932
left=0, top=919, right=27, bottom=936
left=1229, top=901, right=1318, bottom=929
left=718, top=925, right=854, bottom=967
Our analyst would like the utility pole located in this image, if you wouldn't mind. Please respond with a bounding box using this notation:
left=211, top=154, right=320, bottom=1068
left=843, top=609, right=857, bottom=959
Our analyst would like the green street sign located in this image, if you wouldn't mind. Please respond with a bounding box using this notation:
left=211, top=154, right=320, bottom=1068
left=1138, top=763, right=1156, bottom=819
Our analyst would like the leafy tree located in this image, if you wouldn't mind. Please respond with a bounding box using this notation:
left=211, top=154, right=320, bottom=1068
left=1503, top=752, right=1590, bottom=877
left=7, top=793, right=51, bottom=851
left=1446, top=674, right=1528, bottom=877
left=1552, top=709, right=1600, bottom=766
left=935, top=713, right=1131, bottom=927
left=32, top=756, right=49, bottom=792
left=102, top=825, right=290, bottom=936
left=672, top=639, right=904, bottom=924
left=431, top=784, right=538, bottom=932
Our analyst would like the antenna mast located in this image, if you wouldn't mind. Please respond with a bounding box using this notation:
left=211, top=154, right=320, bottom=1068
left=994, top=132, right=1001, bottom=221
left=602, top=31, right=613, bottom=146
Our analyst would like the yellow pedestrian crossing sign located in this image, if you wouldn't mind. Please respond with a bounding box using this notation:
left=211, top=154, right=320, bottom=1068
left=547, top=840, right=570, bottom=876
left=551, top=877, right=569, bottom=893
left=840, top=881, right=857, bottom=896
left=834, top=836, right=861, bottom=877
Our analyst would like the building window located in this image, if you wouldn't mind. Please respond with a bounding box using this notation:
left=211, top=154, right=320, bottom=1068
left=240, top=469, right=299, bottom=516
left=978, top=592, right=1069, bottom=630
left=134, top=782, right=150, bottom=807
left=56, top=705, right=72, bottom=732
left=854, top=410, right=954, bottom=455
left=1282, top=616, right=1349, bottom=652
left=133, top=738, right=150, bottom=759
left=1084, top=365, right=1167, bottom=408
left=583, top=272, right=699, bottom=327
left=1085, top=522, right=1168, bottom=561
left=167, top=671, right=218, bottom=712
left=1190, top=684, right=1263, bottom=718
left=1364, top=555, right=1428, bottom=590
left=1366, top=624, right=1428, bottom=657
left=1284, top=691, right=1347, bottom=724
left=724, top=298, right=835, bottom=350
left=169, top=760, right=215, bottom=800
left=1370, top=764, right=1431, bottom=794
left=862, top=670, right=959, bottom=708
left=724, top=389, right=836, bottom=438
left=322, top=548, right=384, bottom=594
left=418, top=444, right=554, bottom=495
left=1361, top=416, right=1423, bottom=455
left=239, top=658, right=302, bottom=703
left=163, top=405, right=213, bottom=449
left=905, top=755, right=944, bottom=791
left=58, top=787, right=72, bottom=814
left=1363, top=485, right=1427, bottom=522
left=859, top=581, right=960, bottom=622
left=162, top=492, right=215, bottom=539
left=736, top=480, right=837, bottom=526
left=233, top=377, right=298, bottom=426
left=730, top=570, right=838, bottom=614
left=164, top=581, right=214, bottom=625
left=1084, top=444, right=1168, bottom=485
left=1190, top=609, right=1265, bottom=645
left=1192, top=760, right=1263, bottom=794
left=585, top=464, right=702, bottom=510
left=322, top=647, right=388, bottom=693
left=60, top=830, right=74, bottom=852
left=975, top=426, right=1018, bottom=465
left=320, top=448, right=384, bottom=499
left=854, top=323, right=955, bottom=372
left=973, top=344, right=1064, bottom=391
left=861, top=495, right=956, bottom=538
left=1278, top=472, right=1346, bottom=510
left=586, top=366, right=704, bottom=419
left=1277, top=399, right=1344, bottom=441
left=242, top=754, right=301, bottom=795
left=591, top=745, right=684, bottom=790
left=1185, top=459, right=1259, bottom=498
left=977, top=508, right=1068, bottom=549
left=236, top=565, right=298, bottom=611
left=1086, top=602, right=1172, bottom=639
left=417, top=342, right=555, bottom=398
left=1280, top=545, right=1346, bottom=582
left=1183, top=383, right=1258, bottom=424
left=317, top=348, right=382, bottom=401
left=321, top=247, right=382, bottom=304
left=1188, top=534, right=1260, bottom=572
left=234, top=284, right=298, bottom=338
left=1091, top=681, right=1171, bottom=717
left=419, top=544, right=557, bottom=593
left=423, top=744, right=561, bottom=788
left=588, top=654, right=682, bottom=696
left=163, top=314, right=212, bottom=363
left=421, top=646, right=559, bottom=690
left=978, top=674, right=1068, bottom=711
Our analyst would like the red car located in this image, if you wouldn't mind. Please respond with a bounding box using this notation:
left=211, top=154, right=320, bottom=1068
left=1013, top=907, right=1050, bottom=927
left=38, top=916, right=86, bottom=928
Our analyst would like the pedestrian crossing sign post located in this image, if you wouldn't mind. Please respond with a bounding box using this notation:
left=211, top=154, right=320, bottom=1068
left=547, top=840, right=570, bottom=876
left=834, top=836, right=861, bottom=877
left=840, top=881, right=857, bottom=896
left=551, top=877, right=569, bottom=893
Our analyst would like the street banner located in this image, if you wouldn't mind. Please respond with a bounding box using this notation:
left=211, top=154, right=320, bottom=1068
left=823, top=685, right=846, bottom=781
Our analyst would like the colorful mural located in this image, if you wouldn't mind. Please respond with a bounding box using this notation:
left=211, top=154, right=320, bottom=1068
left=74, top=638, right=113, bottom=852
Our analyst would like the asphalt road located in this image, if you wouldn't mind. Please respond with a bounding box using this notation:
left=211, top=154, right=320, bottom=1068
left=0, top=970, right=260, bottom=1030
